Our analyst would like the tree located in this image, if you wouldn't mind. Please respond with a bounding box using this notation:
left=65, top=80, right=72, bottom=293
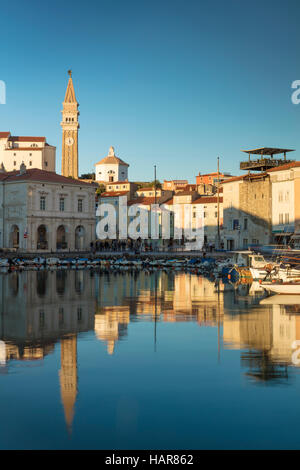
left=79, top=172, right=95, bottom=180
left=96, top=184, right=106, bottom=195
left=136, top=180, right=162, bottom=189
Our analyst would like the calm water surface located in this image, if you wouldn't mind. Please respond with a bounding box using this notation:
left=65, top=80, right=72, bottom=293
left=0, top=269, right=300, bottom=449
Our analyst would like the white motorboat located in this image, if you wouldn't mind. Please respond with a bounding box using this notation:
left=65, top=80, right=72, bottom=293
left=262, top=281, right=300, bottom=295
left=224, top=251, right=277, bottom=280
left=276, top=265, right=300, bottom=282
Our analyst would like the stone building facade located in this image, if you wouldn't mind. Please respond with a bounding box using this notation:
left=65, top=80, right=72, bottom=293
left=0, top=132, right=56, bottom=172
left=222, top=173, right=272, bottom=250
left=0, top=166, right=95, bottom=252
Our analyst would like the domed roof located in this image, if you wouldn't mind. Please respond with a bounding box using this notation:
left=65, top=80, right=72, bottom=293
left=95, top=146, right=129, bottom=167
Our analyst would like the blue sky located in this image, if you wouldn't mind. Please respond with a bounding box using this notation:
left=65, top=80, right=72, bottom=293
left=0, top=0, right=300, bottom=182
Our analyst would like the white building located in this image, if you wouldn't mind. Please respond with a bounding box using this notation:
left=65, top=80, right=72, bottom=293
left=95, top=146, right=129, bottom=183
left=0, top=164, right=95, bottom=252
left=0, top=132, right=56, bottom=172
left=268, top=162, right=300, bottom=246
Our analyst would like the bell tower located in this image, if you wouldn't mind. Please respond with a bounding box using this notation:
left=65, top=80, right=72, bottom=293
left=61, top=70, right=79, bottom=178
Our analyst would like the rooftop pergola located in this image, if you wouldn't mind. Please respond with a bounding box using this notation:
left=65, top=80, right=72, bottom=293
left=240, top=147, right=295, bottom=171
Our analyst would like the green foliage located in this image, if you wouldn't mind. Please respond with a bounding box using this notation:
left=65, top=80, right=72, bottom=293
left=80, top=173, right=95, bottom=180
left=136, top=180, right=162, bottom=189
left=96, top=184, right=106, bottom=195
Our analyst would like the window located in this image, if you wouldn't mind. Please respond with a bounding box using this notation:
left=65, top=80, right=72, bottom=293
left=45, top=162, right=48, bottom=167
left=244, top=218, right=248, bottom=230
left=279, top=213, right=284, bottom=224
left=14, top=161, right=16, bottom=166
left=233, top=219, right=239, bottom=230
left=203, top=212, right=207, bottom=218
left=279, top=192, right=283, bottom=202
left=29, top=161, right=32, bottom=166
left=59, top=197, right=65, bottom=212
left=77, top=307, right=82, bottom=322
left=39, top=311, right=45, bottom=328
left=78, top=198, right=83, bottom=212
left=243, top=239, right=248, bottom=248
left=286, top=191, right=290, bottom=202
left=29, top=153, right=32, bottom=156
left=285, top=213, right=289, bottom=224
left=215, top=212, right=218, bottom=218
left=59, top=307, right=64, bottom=327
left=40, top=196, right=46, bottom=211
left=193, top=212, right=196, bottom=218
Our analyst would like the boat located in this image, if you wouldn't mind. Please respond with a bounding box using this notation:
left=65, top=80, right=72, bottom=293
left=262, top=281, right=300, bottom=295
left=46, top=257, right=60, bottom=266
left=221, top=251, right=277, bottom=280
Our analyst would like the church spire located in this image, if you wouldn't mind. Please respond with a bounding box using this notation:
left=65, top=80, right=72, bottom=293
left=61, top=70, right=79, bottom=179
left=64, top=70, right=77, bottom=104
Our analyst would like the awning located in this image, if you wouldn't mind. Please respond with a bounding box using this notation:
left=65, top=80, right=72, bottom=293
left=291, top=234, right=300, bottom=240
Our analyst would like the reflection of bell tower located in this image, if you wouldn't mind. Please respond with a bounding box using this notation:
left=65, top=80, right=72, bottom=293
left=59, top=335, right=78, bottom=433
left=61, top=70, right=79, bottom=179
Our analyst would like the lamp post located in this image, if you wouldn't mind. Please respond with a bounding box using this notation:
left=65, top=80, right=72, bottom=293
left=217, top=157, right=221, bottom=250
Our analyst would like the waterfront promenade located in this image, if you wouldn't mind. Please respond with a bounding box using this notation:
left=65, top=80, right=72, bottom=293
left=0, top=249, right=230, bottom=260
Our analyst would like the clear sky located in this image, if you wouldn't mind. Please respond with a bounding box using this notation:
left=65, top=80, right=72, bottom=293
left=0, top=0, right=300, bottom=182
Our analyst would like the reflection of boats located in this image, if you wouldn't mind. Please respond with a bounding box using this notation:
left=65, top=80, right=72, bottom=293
left=260, top=294, right=300, bottom=305
left=249, top=281, right=265, bottom=295
left=262, top=282, right=300, bottom=295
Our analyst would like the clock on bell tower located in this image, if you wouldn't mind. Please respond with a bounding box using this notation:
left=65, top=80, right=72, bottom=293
left=61, top=70, right=79, bottom=178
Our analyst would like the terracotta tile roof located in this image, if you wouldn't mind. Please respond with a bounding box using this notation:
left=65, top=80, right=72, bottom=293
left=136, top=187, right=157, bottom=191
left=10, top=136, right=46, bottom=142
left=95, top=155, right=129, bottom=166
left=127, top=197, right=156, bottom=206
left=174, top=190, right=197, bottom=196
left=100, top=191, right=129, bottom=197
left=267, top=161, right=300, bottom=172
left=162, top=198, right=173, bottom=205
left=163, top=179, right=188, bottom=184
left=193, top=196, right=223, bottom=204
left=0, top=132, right=10, bottom=138
left=5, top=147, right=43, bottom=151
left=221, top=173, right=268, bottom=184
left=105, top=180, right=130, bottom=185
left=0, top=168, right=93, bottom=186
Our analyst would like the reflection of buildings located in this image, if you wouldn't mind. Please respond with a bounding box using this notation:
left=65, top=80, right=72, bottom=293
left=94, top=272, right=224, bottom=350
left=2, top=266, right=300, bottom=439
left=94, top=306, right=130, bottom=355
left=223, top=297, right=300, bottom=382
left=0, top=270, right=95, bottom=431
left=59, top=335, right=77, bottom=432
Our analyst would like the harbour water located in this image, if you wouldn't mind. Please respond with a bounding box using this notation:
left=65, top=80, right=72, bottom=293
left=1, top=269, right=300, bottom=449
